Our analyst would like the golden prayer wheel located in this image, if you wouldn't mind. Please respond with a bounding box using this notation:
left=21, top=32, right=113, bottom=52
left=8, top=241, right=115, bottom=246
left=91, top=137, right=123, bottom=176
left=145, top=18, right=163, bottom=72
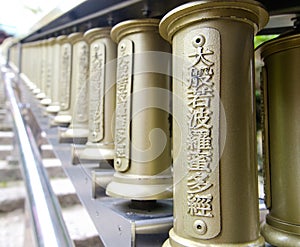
left=60, top=32, right=90, bottom=142
left=79, top=27, right=117, bottom=162
left=41, top=37, right=55, bottom=106
left=106, top=19, right=173, bottom=200
left=257, top=31, right=300, bottom=247
left=54, top=33, right=78, bottom=126
left=36, top=39, right=48, bottom=100
left=27, top=41, right=41, bottom=92
left=47, top=35, right=67, bottom=114
left=32, top=40, right=43, bottom=95
left=20, top=42, right=31, bottom=87
left=159, top=0, right=268, bottom=246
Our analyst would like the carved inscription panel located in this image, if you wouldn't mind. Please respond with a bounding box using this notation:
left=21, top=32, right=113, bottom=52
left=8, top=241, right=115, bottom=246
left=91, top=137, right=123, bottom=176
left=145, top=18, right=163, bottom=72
left=88, top=42, right=105, bottom=142
left=60, top=43, right=72, bottom=111
left=114, top=39, right=133, bottom=172
left=183, top=28, right=221, bottom=239
left=75, top=41, right=89, bottom=123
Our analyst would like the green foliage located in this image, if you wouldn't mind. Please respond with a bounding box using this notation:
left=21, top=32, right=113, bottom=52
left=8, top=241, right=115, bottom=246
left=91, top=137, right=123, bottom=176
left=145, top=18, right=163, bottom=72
left=254, top=35, right=278, bottom=49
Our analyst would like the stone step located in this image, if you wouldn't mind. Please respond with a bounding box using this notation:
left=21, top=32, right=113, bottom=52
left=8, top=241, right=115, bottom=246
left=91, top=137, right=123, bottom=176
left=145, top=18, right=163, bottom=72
left=0, top=145, right=14, bottom=159
left=0, top=131, right=14, bottom=145
left=0, top=209, right=24, bottom=247
left=62, top=205, right=103, bottom=247
left=0, top=178, right=80, bottom=212
left=0, top=179, right=102, bottom=246
left=0, top=158, right=66, bottom=182
left=0, top=123, right=13, bottom=131
left=0, top=205, right=103, bottom=247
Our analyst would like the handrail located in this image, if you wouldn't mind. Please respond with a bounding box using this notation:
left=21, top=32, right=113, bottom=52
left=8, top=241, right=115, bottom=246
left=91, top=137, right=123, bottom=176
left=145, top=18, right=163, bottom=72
left=3, top=69, right=74, bottom=247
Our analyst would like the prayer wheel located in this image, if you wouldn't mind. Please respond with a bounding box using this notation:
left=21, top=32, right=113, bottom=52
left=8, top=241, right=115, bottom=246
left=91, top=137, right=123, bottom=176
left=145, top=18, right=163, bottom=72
left=106, top=19, right=173, bottom=200
left=78, top=27, right=117, bottom=162
left=60, top=32, right=90, bottom=142
left=159, top=0, right=268, bottom=245
left=258, top=30, right=300, bottom=247
left=46, top=35, right=67, bottom=114
left=53, top=33, right=78, bottom=126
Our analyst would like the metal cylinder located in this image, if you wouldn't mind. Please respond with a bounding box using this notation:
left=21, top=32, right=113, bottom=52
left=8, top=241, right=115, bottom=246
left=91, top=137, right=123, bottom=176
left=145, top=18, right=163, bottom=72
left=60, top=32, right=90, bottom=142
left=258, top=32, right=300, bottom=247
left=79, top=27, right=117, bottom=161
left=36, top=39, right=48, bottom=100
left=106, top=19, right=173, bottom=200
left=47, top=35, right=67, bottom=114
left=159, top=1, right=268, bottom=246
left=41, top=37, right=56, bottom=106
left=26, top=40, right=41, bottom=92
left=54, top=33, right=77, bottom=126
left=30, top=40, right=43, bottom=94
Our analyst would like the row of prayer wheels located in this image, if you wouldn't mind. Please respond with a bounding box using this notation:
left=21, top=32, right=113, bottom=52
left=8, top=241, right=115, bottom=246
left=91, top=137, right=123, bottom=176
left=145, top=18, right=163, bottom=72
left=18, top=0, right=300, bottom=246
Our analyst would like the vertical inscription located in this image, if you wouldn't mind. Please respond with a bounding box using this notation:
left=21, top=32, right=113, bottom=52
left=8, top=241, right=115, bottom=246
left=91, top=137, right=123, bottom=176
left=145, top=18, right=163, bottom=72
left=261, top=67, right=271, bottom=209
left=46, top=44, right=53, bottom=98
left=88, top=42, right=105, bottom=142
left=75, top=42, right=89, bottom=122
left=114, top=39, right=133, bottom=172
left=184, top=28, right=220, bottom=239
left=40, top=44, right=47, bottom=93
left=60, top=44, right=71, bottom=110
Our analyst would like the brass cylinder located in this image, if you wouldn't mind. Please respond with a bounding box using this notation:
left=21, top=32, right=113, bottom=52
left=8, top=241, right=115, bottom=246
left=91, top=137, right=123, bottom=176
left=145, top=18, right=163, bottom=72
left=54, top=33, right=78, bottom=126
left=41, top=37, right=56, bottom=106
left=159, top=1, right=268, bottom=246
left=79, top=28, right=117, bottom=161
left=106, top=19, right=173, bottom=200
left=31, top=40, right=43, bottom=95
left=27, top=40, right=41, bottom=92
left=60, top=32, right=90, bottom=141
left=36, top=39, right=48, bottom=100
left=46, top=35, right=67, bottom=114
left=258, top=33, right=300, bottom=247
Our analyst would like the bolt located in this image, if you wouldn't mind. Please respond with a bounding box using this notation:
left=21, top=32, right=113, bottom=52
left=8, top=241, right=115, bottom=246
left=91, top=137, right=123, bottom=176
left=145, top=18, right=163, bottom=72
left=115, top=158, right=122, bottom=168
left=120, top=43, right=126, bottom=51
left=193, top=219, right=207, bottom=235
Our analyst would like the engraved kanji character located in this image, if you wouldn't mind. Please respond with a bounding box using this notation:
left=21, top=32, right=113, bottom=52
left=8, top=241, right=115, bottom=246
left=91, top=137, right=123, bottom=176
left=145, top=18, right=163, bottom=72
left=198, top=150, right=212, bottom=172
left=189, top=35, right=214, bottom=67
left=116, top=103, right=128, bottom=117
left=187, top=89, right=211, bottom=108
left=187, top=193, right=213, bottom=217
left=117, top=83, right=128, bottom=102
left=189, top=107, right=212, bottom=129
left=197, top=128, right=212, bottom=150
left=187, top=171, right=212, bottom=193
left=189, top=67, right=214, bottom=89
left=187, top=148, right=212, bottom=172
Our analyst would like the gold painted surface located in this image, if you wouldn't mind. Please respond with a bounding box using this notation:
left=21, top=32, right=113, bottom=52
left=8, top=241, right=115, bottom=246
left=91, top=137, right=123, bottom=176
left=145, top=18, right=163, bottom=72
left=114, top=38, right=133, bottom=172
left=160, top=0, right=268, bottom=245
left=258, top=33, right=300, bottom=246
left=106, top=19, right=173, bottom=200
left=79, top=27, right=117, bottom=161
left=181, top=27, right=221, bottom=239
left=59, top=42, right=72, bottom=111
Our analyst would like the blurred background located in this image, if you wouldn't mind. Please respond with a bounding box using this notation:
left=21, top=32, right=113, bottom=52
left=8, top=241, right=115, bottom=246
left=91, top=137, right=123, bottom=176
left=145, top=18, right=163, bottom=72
left=0, top=0, right=84, bottom=42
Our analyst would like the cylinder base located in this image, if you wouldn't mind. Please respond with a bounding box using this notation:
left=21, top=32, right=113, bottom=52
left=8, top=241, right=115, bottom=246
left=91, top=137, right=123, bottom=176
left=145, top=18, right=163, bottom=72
left=36, top=92, right=45, bottom=99
left=40, top=98, right=51, bottom=106
left=163, top=229, right=265, bottom=247
left=79, top=142, right=114, bottom=161
left=261, top=222, right=300, bottom=247
left=59, top=128, right=88, bottom=144
left=54, top=114, right=72, bottom=125
left=106, top=170, right=173, bottom=200
left=32, top=88, right=40, bottom=94
left=46, top=105, right=60, bottom=114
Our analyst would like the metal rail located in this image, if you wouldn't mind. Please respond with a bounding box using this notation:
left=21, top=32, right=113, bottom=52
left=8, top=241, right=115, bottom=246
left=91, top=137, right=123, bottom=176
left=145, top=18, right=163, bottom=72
left=2, top=68, right=74, bottom=247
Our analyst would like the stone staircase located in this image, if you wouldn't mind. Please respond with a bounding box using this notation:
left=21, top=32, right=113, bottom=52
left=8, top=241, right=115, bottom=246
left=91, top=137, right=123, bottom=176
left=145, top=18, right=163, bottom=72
left=0, top=86, right=103, bottom=246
